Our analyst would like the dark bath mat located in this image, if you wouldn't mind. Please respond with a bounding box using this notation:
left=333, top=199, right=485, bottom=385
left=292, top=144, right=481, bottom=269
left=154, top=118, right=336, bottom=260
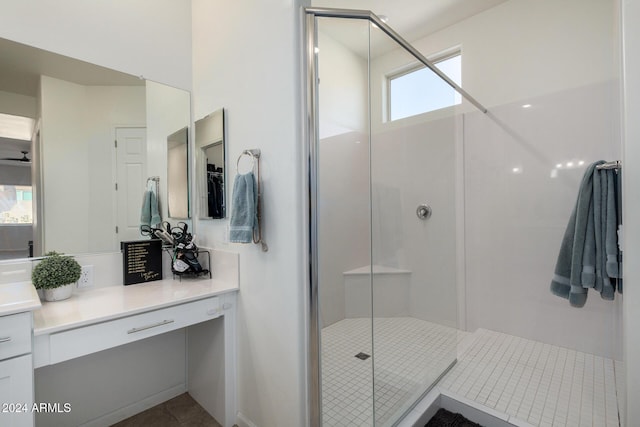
left=425, top=408, right=484, bottom=427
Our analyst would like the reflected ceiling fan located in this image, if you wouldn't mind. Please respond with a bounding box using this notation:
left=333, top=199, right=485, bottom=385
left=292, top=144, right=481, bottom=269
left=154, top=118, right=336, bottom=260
left=1, top=150, right=31, bottom=163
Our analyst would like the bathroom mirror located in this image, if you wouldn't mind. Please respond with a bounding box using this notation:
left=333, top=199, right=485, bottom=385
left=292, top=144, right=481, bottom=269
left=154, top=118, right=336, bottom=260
left=0, top=37, right=191, bottom=259
left=195, top=109, right=226, bottom=219
left=167, top=127, right=190, bottom=219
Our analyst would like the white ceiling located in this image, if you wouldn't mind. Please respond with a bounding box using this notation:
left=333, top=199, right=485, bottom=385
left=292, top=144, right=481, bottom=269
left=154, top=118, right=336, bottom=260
left=0, top=37, right=143, bottom=98
left=312, top=0, right=509, bottom=57
left=0, top=38, right=143, bottom=162
left=313, top=0, right=508, bottom=41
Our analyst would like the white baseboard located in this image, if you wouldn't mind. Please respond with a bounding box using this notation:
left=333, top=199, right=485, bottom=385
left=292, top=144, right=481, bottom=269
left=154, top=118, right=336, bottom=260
left=79, top=384, right=187, bottom=427
left=237, top=411, right=259, bottom=427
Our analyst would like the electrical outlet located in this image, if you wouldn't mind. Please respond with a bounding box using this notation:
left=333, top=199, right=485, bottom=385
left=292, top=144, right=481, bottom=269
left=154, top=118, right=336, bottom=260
left=77, top=265, right=94, bottom=288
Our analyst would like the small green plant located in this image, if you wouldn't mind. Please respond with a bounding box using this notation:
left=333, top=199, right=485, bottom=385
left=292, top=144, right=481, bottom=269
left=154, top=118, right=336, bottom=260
left=32, top=251, right=82, bottom=290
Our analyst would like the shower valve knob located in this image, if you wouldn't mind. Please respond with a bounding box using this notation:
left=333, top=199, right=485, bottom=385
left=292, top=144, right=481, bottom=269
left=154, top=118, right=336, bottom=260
left=416, top=204, right=432, bottom=220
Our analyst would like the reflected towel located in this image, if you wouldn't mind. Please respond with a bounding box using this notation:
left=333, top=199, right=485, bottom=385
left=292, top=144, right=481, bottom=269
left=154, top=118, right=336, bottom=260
left=150, top=190, right=162, bottom=226
left=140, top=184, right=162, bottom=228
left=140, top=191, right=152, bottom=226
left=229, top=172, right=257, bottom=243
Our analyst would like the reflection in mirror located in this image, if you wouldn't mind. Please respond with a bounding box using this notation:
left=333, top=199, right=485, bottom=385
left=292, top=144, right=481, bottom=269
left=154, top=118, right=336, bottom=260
left=0, top=37, right=191, bottom=259
left=195, top=109, right=226, bottom=219
left=167, top=127, right=189, bottom=219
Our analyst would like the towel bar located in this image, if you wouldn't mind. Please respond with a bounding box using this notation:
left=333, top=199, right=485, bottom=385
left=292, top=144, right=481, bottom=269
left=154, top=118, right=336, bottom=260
left=596, top=160, right=621, bottom=170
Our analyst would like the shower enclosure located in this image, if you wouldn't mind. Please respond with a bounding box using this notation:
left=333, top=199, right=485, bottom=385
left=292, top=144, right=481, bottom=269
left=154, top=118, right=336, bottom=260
left=305, top=8, right=487, bottom=426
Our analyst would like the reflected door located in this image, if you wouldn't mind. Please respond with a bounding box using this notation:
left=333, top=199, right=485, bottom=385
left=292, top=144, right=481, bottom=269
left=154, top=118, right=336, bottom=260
left=116, top=127, right=147, bottom=243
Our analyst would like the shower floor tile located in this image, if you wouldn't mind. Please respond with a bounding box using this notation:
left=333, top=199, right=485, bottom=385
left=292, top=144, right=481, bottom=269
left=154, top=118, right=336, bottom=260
left=438, top=329, right=621, bottom=427
left=322, top=322, right=621, bottom=427
left=321, top=317, right=459, bottom=426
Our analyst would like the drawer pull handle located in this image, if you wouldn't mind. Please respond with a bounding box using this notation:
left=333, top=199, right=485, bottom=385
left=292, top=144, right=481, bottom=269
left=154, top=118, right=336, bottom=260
left=0, top=336, right=11, bottom=343
left=206, top=308, right=218, bottom=316
left=127, top=319, right=174, bottom=334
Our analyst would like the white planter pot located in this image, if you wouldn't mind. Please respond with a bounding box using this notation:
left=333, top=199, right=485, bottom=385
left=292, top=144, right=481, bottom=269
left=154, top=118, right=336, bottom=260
left=43, top=284, right=73, bottom=302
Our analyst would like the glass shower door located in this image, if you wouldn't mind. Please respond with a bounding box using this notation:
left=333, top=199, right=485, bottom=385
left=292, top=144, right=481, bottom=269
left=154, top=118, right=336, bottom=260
left=312, top=11, right=461, bottom=426
left=369, top=19, right=459, bottom=426
left=315, top=16, right=375, bottom=426
left=367, top=21, right=460, bottom=426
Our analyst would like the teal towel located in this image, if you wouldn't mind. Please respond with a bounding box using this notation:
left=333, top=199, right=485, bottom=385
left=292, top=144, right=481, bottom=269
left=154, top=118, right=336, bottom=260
left=550, top=161, right=603, bottom=307
left=229, top=172, right=257, bottom=243
left=150, top=191, right=162, bottom=226
left=605, top=170, right=619, bottom=277
left=140, top=189, right=162, bottom=228
left=141, top=191, right=152, bottom=226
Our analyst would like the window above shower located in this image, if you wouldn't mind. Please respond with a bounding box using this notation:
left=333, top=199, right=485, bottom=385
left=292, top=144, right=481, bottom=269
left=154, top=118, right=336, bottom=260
left=387, top=50, right=461, bottom=121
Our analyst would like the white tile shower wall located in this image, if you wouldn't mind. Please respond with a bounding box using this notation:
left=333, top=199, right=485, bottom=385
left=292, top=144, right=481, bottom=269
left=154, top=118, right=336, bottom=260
left=371, top=115, right=459, bottom=327
left=318, top=132, right=371, bottom=327
left=364, top=0, right=622, bottom=358
left=464, top=82, right=622, bottom=359
left=316, top=22, right=370, bottom=328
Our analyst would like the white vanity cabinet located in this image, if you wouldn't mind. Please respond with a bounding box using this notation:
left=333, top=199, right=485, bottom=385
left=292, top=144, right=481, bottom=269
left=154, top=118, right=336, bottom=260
left=0, top=312, right=35, bottom=427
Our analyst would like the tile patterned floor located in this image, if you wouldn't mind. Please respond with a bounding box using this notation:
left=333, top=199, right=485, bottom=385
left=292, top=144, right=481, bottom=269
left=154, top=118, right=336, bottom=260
left=321, top=319, right=621, bottom=427
left=321, top=317, right=459, bottom=426
left=439, top=329, right=620, bottom=427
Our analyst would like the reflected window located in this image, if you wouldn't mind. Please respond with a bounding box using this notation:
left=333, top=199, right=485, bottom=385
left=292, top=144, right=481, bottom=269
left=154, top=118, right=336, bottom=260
left=0, top=185, right=33, bottom=224
left=388, top=52, right=461, bottom=121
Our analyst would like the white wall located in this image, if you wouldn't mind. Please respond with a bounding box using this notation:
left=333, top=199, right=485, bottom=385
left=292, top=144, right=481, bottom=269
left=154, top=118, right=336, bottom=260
left=317, top=131, right=370, bottom=326
left=191, top=1, right=308, bottom=426
left=317, top=30, right=368, bottom=139
left=407, top=0, right=618, bottom=110
left=39, top=76, right=146, bottom=254
left=0, top=90, right=37, bottom=118
left=370, top=115, right=459, bottom=326
left=39, top=76, right=89, bottom=254
left=316, top=28, right=370, bottom=327
left=622, top=0, right=640, bottom=424
left=85, top=85, right=147, bottom=252
left=0, top=0, right=192, bottom=91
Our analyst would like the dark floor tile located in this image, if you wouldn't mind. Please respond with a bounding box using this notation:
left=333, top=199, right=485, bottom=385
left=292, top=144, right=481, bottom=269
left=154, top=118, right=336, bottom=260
left=111, top=405, right=180, bottom=427
left=111, top=393, right=220, bottom=427
left=165, top=393, right=221, bottom=427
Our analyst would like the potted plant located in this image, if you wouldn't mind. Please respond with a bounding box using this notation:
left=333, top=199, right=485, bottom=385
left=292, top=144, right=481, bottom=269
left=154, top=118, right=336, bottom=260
left=32, top=251, right=82, bottom=302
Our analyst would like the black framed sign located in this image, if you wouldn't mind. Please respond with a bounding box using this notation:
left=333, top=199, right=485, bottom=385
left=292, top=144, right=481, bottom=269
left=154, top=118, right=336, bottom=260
left=121, top=239, right=163, bottom=285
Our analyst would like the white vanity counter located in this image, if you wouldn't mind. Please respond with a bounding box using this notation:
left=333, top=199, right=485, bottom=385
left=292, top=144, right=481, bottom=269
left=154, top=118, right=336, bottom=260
left=33, top=277, right=238, bottom=335
left=0, top=281, right=41, bottom=316
left=31, top=275, right=239, bottom=427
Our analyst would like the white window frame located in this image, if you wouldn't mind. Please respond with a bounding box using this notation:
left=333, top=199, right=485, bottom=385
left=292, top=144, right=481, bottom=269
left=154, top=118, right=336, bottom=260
left=386, top=47, right=462, bottom=122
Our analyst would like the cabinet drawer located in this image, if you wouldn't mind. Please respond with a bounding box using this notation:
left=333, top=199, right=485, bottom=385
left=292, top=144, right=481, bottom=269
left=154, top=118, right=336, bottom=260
left=49, top=296, right=220, bottom=365
left=0, top=312, right=31, bottom=361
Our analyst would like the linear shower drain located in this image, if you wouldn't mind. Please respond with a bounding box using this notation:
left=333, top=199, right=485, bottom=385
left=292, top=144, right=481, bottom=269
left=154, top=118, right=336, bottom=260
left=355, top=352, right=370, bottom=360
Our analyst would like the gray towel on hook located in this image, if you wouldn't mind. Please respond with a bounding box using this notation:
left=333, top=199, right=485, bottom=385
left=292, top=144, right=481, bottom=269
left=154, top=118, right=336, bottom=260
left=229, top=172, right=257, bottom=243
left=605, top=170, right=620, bottom=279
left=593, top=169, right=617, bottom=300
left=550, top=161, right=603, bottom=307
